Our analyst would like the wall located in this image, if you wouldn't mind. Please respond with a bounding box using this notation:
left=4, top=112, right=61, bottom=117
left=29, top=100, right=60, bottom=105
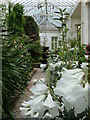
left=88, top=3, right=90, bottom=44
left=40, top=31, right=61, bottom=50
left=81, top=2, right=88, bottom=44
left=69, top=17, right=81, bottom=39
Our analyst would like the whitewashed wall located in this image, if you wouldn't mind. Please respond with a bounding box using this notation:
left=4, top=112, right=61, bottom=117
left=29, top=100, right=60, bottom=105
left=88, top=3, right=90, bottom=44
left=69, top=18, right=81, bottom=39
left=81, top=2, right=88, bottom=44
left=68, top=1, right=90, bottom=44
left=40, top=31, right=61, bottom=50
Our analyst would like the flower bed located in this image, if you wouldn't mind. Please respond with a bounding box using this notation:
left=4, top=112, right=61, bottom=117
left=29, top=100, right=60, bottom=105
left=20, top=54, right=89, bottom=119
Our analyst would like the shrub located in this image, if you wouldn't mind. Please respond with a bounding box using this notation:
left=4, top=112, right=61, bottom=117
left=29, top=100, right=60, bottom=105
left=70, top=39, right=77, bottom=48
left=24, top=16, right=40, bottom=41
left=2, top=34, right=32, bottom=119
left=7, top=3, right=25, bottom=35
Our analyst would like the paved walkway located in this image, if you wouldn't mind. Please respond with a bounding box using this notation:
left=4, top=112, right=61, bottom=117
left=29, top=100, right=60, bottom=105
left=14, top=68, right=45, bottom=119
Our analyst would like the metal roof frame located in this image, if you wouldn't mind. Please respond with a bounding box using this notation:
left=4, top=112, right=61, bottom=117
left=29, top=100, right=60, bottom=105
left=11, top=0, right=79, bottom=24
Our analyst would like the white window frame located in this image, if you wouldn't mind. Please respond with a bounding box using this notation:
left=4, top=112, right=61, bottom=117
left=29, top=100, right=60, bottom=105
left=51, top=36, right=58, bottom=50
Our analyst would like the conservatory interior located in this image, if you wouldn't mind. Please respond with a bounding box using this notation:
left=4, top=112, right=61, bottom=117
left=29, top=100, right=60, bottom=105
left=0, top=0, right=90, bottom=119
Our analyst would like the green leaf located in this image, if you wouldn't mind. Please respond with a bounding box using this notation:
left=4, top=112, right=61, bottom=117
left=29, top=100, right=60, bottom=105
left=55, top=11, right=60, bottom=14
left=63, top=8, right=66, bottom=12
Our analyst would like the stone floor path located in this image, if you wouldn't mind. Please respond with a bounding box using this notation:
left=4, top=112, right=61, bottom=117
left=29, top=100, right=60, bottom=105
left=14, top=68, right=45, bottom=119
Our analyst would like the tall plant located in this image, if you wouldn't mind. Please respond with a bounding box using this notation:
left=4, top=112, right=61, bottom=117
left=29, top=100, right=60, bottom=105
left=7, top=3, right=25, bottom=35
left=24, top=16, right=42, bottom=63
left=24, top=16, right=40, bottom=41
left=2, top=34, right=32, bottom=120
left=54, top=8, right=69, bottom=51
left=2, top=3, right=32, bottom=120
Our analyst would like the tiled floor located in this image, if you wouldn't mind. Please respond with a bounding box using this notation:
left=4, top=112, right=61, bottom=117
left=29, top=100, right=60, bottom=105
left=14, top=68, right=45, bottom=119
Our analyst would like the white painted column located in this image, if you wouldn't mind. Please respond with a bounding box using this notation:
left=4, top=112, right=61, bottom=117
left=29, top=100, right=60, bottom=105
left=88, top=3, right=90, bottom=44
left=81, top=1, right=88, bottom=44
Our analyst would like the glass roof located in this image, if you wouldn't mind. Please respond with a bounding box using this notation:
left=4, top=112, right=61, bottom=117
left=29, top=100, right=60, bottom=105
left=11, top=0, right=79, bottom=24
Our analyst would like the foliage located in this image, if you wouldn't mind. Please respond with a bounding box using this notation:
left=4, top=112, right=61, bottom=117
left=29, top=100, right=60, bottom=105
left=70, top=38, right=77, bottom=48
left=24, top=16, right=40, bottom=41
left=28, top=40, right=42, bottom=63
left=7, top=3, right=25, bottom=35
left=54, top=8, right=69, bottom=51
left=18, top=6, right=89, bottom=120
left=2, top=2, right=43, bottom=119
left=24, top=16, right=42, bottom=63
left=2, top=34, right=32, bottom=119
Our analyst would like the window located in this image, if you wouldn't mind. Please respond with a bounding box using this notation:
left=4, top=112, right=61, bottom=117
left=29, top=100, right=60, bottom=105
left=51, top=37, right=58, bottom=50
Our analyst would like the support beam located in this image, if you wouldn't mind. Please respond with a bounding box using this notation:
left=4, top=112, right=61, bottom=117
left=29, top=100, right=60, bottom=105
left=45, top=0, right=48, bottom=19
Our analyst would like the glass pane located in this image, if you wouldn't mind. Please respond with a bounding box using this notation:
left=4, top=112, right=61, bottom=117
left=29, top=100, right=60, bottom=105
left=55, top=37, right=57, bottom=49
left=51, top=38, right=54, bottom=50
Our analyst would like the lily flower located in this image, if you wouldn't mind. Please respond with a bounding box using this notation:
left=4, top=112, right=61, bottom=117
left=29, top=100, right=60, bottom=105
left=40, top=64, right=46, bottom=71
left=30, top=82, right=48, bottom=95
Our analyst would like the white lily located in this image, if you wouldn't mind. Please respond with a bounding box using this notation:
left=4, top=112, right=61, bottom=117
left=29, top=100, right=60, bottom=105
left=40, top=64, right=46, bottom=71
left=42, top=92, right=60, bottom=117
left=84, top=55, right=88, bottom=60
left=43, top=93, right=55, bottom=108
left=81, top=63, right=88, bottom=71
left=61, top=68, right=84, bottom=83
left=30, top=82, right=48, bottom=95
left=49, top=63, right=56, bottom=71
left=21, top=95, right=45, bottom=108
left=33, top=112, right=39, bottom=117
left=54, top=79, right=81, bottom=98
left=19, top=107, right=30, bottom=115
left=38, top=78, right=46, bottom=83
left=64, top=83, right=89, bottom=115
left=55, top=61, right=63, bottom=67
left=25, top=110, right=34, bottom=116
left=44, top=113, right=53, bottom=118
left=54, top=66, right=89, bottom=115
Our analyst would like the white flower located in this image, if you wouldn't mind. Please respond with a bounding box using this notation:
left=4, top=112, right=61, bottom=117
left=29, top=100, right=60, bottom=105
left=85, top=55, right=88, bottom=60
left=49, top=63, right=56, bottom=71
left=54, top=67, right=90, bottom=115
left=64, top=83, right=89, bottom=114
left=81, top=63, right=88, bottom=71
left=61, top=68, right=83, bottom=83
left=43, top=93, right=55, bottom=108
left=25, top=110, right=34, bottom=116
left=54, top=79, right=81, bottom=98
left=55, top=61, right=62, bottom=67
left=38, top=78, right=46, bottom=83
left=44, top=113, right=52, bottom=118
left=33, top=112, right=39, bottom=117
left=32, top=79, right=37, bottom=84
left=42, top=93, right=60, bottom=117
left=40, top=64, right=46, bottom=71
left=19, top=107, right=30, bottom=115
left=30, top=82, right=48, bottom=95
left=21, top=95, right=45, bottom=108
